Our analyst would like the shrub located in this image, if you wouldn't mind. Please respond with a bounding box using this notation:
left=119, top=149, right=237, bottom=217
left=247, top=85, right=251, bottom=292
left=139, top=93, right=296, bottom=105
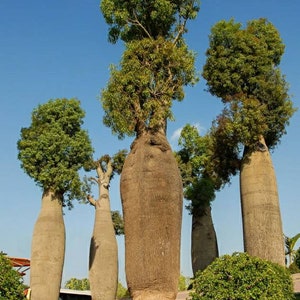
left=0, top=252, right=26, bottom=300
left=190, top=252, right=295, bottom=300
left=289, top=262, right=300, bottom=274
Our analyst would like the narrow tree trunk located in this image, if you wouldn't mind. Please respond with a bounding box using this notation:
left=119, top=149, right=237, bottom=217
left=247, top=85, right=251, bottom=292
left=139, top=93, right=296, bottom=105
left=30, top=190, right=65, bottom=300
left=240, top=136, right=285, bottom=265
left=89, top=165, right=118, bottom=300
left=191, top=205, right=218, bottom=276
left=121, top=131, right=183, bottom=300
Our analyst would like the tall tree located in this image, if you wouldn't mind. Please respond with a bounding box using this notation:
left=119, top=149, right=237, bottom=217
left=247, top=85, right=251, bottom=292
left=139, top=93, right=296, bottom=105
left=176, top=124, right=219, bottom=275
left=86, top=151, right=126, bottom=300
left=17, top=98, right=93, bottom=300
left=202, top=18, right=296, bottom=265
left=100, top=1, right=199, bottom=299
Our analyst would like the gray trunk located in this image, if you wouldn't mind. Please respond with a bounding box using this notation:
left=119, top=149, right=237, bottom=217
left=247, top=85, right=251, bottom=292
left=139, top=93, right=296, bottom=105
left=191, top=205, right=218, bottom=275
left=30, top=190, right=65, bottom=300
left=89, top=194, right=118, bottom=300
left=240, top=136, right=285, bottom=265
left=120, top=132, right=183, bottom=300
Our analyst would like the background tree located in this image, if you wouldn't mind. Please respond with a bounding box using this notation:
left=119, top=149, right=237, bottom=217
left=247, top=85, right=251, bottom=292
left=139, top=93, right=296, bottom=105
left=111, top=210, right=124, bottom=235
left=285, top=233, right=300, bottom=266
left=17, top=98, right=93, bottom=300
left=202, top=18, right=296, bottom=265
left=100, top=1, right=199, bottom=299
left=176, top=124, right=219, bottom=275
left=295, top=248, right=300, bottom=271
left=86, top=150, right=127, bottom=300
left=64, top=277, right=130, bottom=300
left=65, top=278, right=90, bottom=290
left=0, top=252, right=26, bottom=300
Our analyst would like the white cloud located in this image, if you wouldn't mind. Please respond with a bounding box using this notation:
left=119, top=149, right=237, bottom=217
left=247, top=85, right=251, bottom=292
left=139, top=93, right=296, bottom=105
left=169, top=122, right=206, bottom=150
left=170, top=127, right=183, bottom=143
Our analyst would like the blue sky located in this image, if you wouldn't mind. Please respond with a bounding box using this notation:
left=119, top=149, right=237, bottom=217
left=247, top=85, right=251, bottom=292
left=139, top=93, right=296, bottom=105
left=1, top=0, right=299, bottom=287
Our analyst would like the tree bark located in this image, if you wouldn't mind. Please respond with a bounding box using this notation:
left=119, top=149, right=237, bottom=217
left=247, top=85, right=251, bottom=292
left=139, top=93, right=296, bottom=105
left=120, top=131, right=183, bottom=300
left=88, top=162, right=118, bottom=300
left=30, top=190, right=65, bottom=300
left=191, top=205, right=218, bottom=276
left=240, top=136, right=285, bottom=265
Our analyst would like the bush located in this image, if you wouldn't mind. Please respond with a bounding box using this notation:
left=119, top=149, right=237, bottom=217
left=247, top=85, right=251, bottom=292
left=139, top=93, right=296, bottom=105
left=117, top=282, right=130, bottom=299
left=289, top=262, right=300, bottom=274
left=0, top=252, right=26, bottom=300
left=178, top=274, right=190, bottom=291
left=190, top=252, right=295, bottom=300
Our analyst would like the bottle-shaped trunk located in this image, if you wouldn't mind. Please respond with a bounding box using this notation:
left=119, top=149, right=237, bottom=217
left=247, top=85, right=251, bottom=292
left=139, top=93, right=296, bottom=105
left=121, top=132, right=183, bottom=300
left=30, top=190, right=65, bottom=300
left=89, top=191, right=118, bottom=300
left=240, top=136, right=285, bottom=265
left=191, top=205, right=218, bottom=275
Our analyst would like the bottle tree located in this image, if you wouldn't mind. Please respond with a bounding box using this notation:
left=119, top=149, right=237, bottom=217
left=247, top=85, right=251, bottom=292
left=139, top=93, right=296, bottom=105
left=176, top=125, right=218, bottom=274
left=100, top=1, right=199, bottom=299
left=202, top=18, right=296, bottom=265
left=86, top=150, right=127, bottom=300
left=17, top=98, right=93, bottom=300
left=176, top=123, right=240, bottom=275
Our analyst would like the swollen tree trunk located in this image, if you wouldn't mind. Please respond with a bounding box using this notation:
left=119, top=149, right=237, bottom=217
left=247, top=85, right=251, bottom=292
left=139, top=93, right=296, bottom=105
left=121, top=131, right=183, bottom=300
left=30, top=190, right=65, bottom=300
left=240, top=136, right=285, bottom=265
left=191, top=205, right=218, bottom=276
left=88, top=162, right=118, bottom=300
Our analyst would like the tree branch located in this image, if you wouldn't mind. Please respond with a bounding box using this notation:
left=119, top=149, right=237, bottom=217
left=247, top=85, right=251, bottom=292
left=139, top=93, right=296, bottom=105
left=128, top=10, right=152, bottom=40
left=87, top=194, right=97, bottom=206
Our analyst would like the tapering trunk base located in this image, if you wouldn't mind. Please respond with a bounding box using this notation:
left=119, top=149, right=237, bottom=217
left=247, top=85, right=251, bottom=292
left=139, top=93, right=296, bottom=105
left=240, top=137, right=285, bottom=266
left=121, top=132, right=183, bottom=300
left=191, top=206, right=218, bottom=275
left=30, top=190, right=65, bottom=300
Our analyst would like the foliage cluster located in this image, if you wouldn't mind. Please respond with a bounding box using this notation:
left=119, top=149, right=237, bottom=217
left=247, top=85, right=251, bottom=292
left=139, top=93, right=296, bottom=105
left=191, top=252, right=295, bottom=300
left=111, top=210, right=125, bottom=235
left=203, top=18, right=295, bottom=155
left=65, top=277, right=90, bottom=290
left=100, top=0, right=199, bottom=139
left=17, top=98, right=94, bottom=208
left=176, top=124, right=217, bottom=213
left=0, top=252, right=26, bottom=300
left=101, top=37, right=197, bottom=138
left=101, top=0, right=200, bottom=43
left=178, top=273, right=190, bottom=291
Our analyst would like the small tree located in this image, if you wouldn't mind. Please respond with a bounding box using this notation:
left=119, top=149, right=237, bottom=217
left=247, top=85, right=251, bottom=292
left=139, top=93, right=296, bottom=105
left=0, top=252, right=26, bottom=300
left=191, top=252, right=295, bottom=300
left=286, top=233, right=300, bottom=266
left=86, top=151, right=127, bottom=300
left=176, top=124, right=219, bottom=275
left=17, top=98, right=93, bottom=300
